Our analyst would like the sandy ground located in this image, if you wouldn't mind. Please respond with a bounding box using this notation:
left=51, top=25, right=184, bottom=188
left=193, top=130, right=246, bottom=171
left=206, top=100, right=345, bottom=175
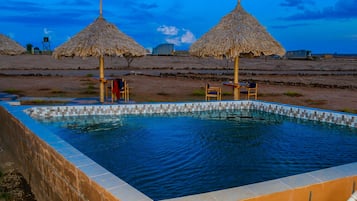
left=0, top=54, right=356, bottom=112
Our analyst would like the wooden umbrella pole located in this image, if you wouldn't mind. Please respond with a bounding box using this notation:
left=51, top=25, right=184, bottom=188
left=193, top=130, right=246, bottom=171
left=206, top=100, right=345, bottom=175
left=234, top=56, right=239, bottom=100
left=99, top=0, right=103, bottom=16
left=99, top=55, right=105, bottom=103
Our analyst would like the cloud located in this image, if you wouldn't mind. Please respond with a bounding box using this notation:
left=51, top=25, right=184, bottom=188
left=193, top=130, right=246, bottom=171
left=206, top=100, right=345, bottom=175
left=157, top=25, right=179, bottom=36
left=181, top=29, right=196, bottom=43
left=0, top=0, right=96, bottom=27
left=271, top=23, right=311, bottom=29
left=43, top=28, right=53, bottom=35
left=282, top=0, right=357, bottom=20
left=157, top=25, right=196, bottom=46
left=280, top=0, right=314, bottom=10
left=138, top=3, right=158, bottom=10
left=165, top=37, right=181, bottom=46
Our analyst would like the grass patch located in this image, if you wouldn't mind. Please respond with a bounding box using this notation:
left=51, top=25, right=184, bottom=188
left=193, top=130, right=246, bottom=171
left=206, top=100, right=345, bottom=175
left=38, top=88, right=51, bottom=91
left=259, top=93, right=281, bottom=97
left=304, top=99, right=327, bottom=105
left=86, top=73, right=93, bottom=77
left=191, top=90, right=231, bottom=97
left=80, top=90, right=97, bottom=95
left=80, top=78, right=93, bottom=82
left=3, top=89, right=22, bottom=94
left=157, top=92, right=170, bottom=96
left=51, top=90, right=66, bottom=94
left=283, top=91, right=303, bottom=97
left=340, top=108, right=357, bottom=114
left=87, top=84, right=96, bottom=90
left=20, top=100, right=68, bottom=105
left=80, top=84, right=97, bottom=94
left=0, top=192, right=11, bottom=200
left=222, top=92, right=232, bottom=96
left=191, top=89, right=205, bottom=96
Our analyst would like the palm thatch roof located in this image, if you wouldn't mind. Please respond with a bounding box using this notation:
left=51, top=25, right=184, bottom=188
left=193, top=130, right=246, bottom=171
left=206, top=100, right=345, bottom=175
left=189, top=2, right=285, bottom=58
left=53, top=16, right=146, bottom=59
left=0, top=34, right=26, bottom=55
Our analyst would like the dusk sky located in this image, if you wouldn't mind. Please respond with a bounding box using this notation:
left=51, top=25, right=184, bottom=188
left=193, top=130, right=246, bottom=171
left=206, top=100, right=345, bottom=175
left=1, top=0, right=357, bottom=54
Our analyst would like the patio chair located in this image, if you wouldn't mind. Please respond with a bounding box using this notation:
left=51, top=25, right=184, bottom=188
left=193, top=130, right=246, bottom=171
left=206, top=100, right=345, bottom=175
left=107, top=78, right=130, bottom=102
left=241, top=82, right=258, bottom=100
left=205, top=83, right=222, bottom=101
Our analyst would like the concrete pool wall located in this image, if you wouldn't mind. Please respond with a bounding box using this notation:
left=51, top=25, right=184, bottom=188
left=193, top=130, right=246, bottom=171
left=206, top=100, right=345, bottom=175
left=0, top=102, right=151, bottom=201
left=0, top=100, right=356, bottom=201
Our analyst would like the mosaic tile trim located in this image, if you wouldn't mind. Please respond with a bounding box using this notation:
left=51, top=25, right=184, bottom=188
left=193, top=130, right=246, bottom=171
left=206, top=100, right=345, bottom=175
left=253, top=102, right=357, bottom=128
left=24, top=101, right=357, bottom=128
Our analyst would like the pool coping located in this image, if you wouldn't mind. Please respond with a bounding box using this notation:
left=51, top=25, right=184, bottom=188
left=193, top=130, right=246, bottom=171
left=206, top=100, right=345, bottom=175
left=2, top=100, right=357, bottom=201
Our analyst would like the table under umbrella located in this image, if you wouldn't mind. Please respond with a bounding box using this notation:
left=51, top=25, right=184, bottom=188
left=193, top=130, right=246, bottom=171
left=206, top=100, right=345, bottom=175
left=53, top=0, right=146, bottom=103
left=190, top=0, right=285, bottom=100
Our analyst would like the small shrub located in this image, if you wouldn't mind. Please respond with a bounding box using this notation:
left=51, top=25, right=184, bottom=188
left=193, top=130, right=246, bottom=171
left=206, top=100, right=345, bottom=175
left=304, top=99, right=326, bottom=105
left=80, top=85, right=97, bottom=95
left=80, top=91, right=97, bottom=95
left=38, top=88, right=51, bottom=91
left=80, top=78, right=92, bottom=82
left=259, top=93, right=281, bottom=97
left=3, top=89, right=22, bottom=94
left=0, top=192, right=11, bottom=200
left=51, top=90, right=66, bottom=94
left=222, top=92, right=232, bottom=96
left=157, top=92, right=169, bottom=96
left=86, top=73, right=93, bottom=77
left=340, top=108, right=357, bottom=114
left=283, top=91, right=303, bottom=97
left=20, top=100, right=68, bottom=105
left=191, top=89, right=205, bottom=96
left=87, top=85, right=96, bottom=90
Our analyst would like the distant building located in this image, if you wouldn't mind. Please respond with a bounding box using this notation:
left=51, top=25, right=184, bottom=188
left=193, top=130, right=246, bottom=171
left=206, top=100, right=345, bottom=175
left=33, top=47, right=41, bottom=55
left=42, top=36, right=52, bottom=55
left=152, top=43, right=174, bottom=56
left=285, top=50, right=312, bottom=60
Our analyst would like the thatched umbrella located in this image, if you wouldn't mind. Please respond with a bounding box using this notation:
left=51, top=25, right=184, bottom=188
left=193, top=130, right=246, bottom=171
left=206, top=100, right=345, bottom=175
left=0, top=34, right=26, bottom=55
left=53, top=0, right=146, bottom=103
left=190, top=0, right=285, bottom=100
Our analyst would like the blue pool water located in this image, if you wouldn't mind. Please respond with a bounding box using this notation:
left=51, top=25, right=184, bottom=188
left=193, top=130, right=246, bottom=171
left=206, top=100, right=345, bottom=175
left=38, top=110, right=357, bottom=200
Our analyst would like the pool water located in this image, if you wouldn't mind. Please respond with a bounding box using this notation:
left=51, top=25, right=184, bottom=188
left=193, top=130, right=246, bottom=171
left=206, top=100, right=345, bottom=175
left=38, top=110, right=357, bottom=200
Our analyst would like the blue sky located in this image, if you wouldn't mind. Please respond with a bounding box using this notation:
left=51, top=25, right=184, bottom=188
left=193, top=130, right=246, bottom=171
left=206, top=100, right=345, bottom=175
left=1, top=0, right=357, bottom=54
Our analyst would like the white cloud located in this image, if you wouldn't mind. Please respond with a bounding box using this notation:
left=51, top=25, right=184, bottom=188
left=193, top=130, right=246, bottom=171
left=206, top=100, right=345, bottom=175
left=43, top=28, right=53, bottom=35
left=157, top=25, right=179, bottom=36
left=165, top=37, right=181, bottom=46
left=181, top=29, right=196, bottom=44
left=157, top=25, right=197, bottom=46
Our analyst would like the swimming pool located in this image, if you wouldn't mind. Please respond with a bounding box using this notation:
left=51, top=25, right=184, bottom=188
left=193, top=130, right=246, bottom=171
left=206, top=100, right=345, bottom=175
left=33, top=107, right=357, bottom=200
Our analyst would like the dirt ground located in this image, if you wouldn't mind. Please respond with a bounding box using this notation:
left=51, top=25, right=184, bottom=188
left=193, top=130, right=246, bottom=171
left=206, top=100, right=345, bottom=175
left=0, top=54, right=356, bottom=200
left=0, top=54, right=356, bottom=112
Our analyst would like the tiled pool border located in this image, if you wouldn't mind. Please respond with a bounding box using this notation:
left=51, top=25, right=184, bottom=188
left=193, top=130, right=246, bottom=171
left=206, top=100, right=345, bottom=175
left=24, top=100, right=357, bottom=128
left=1, top=100, right=357, bottom=201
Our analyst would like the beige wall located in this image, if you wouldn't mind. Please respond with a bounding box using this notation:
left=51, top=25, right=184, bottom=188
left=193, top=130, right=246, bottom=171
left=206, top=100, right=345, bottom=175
left=243, top=176, right=357, bottom=201
left=0, top=106, right=120, bottom=201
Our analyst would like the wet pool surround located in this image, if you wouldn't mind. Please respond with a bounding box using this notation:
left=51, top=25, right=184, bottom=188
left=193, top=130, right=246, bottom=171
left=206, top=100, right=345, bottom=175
left=0, top=100, right=356, bottom=201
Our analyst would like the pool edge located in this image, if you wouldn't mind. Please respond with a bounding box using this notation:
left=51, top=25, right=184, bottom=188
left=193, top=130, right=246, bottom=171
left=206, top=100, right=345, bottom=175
left=1, top=100, right=356, bottom=201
